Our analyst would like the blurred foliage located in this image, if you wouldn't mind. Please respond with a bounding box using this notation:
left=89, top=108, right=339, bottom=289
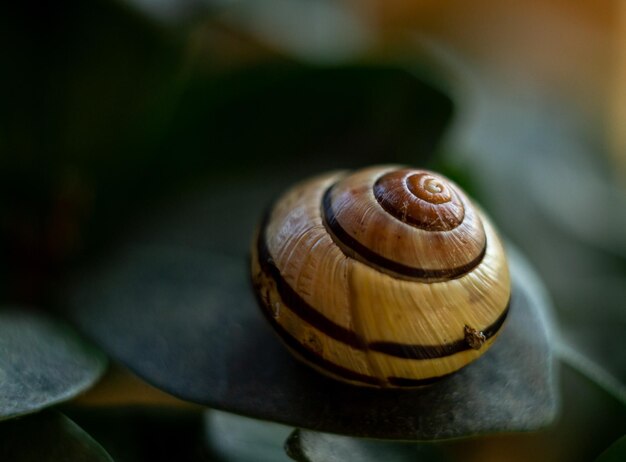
left=596, top=435, right=626, bottom=462
left=0, top=411, right=113, bottom=461
left=205, top=410, right=293, bottom=462
left=285, top=429, right=448, bottom=462
left=0, top=307, right=105, bottom=421
left=64, top=409, right=208, bottom=462
left=1, top=0, right=625, bottom=460
left=0, top=0, right=182, bottom=303
left=440, top=69, right=626, bottom=386
left=0, top=0, right=451, bottom=305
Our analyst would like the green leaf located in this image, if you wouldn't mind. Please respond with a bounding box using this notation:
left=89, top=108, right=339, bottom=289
left=205, top=410, right=293, bottom=462
left=221, top=0, right=372, bottom=64
left=64, top=408, right=206, bottom=462
left=596, top=435, right=626, bottom=462
left=0, top=411, right=113, bottom=461
left=285, top=429, right=448, bottom=462
left=67, top=239, right=557, bottom=440
left=436, top=361, right=626, bottom=462
left=443, top=69, right=626, bottom=388
left=555, top=341, right=626, bottom=407
left=153, top=63, right=453, bottom=179
left=0, top=308, right=106, bottom=421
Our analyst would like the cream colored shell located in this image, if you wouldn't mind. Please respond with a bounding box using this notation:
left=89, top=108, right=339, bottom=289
left=251, top=166, right=511, bottom=387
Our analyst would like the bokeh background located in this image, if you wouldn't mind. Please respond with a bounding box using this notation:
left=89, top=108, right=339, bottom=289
left=1, top=1, right=625, bottom=461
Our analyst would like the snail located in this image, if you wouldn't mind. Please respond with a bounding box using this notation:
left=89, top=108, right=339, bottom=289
left=251, top=165, right=510, bottom=387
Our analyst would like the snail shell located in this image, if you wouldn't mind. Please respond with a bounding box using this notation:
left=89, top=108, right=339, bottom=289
left=251, top=166, right=510, bottom=387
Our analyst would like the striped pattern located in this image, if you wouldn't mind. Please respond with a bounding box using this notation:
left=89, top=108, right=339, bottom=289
left=253, top=227, right=472, bottom=387
left=324, top=166, right=487, bottom=277
left=251, top=168, right=511, bottom=387
left=322, top=185, right=487, bottom=281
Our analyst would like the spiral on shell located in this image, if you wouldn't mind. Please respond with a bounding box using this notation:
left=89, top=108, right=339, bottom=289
left=251, top=166, right=510, bottom=387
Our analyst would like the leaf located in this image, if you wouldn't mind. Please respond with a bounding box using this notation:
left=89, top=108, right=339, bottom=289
left=283, top=359, right=626, bottom=462
left=67, top=239, right=557, bottom=440
left=155, top=63, right=453, bottom=180
left=64, top=408, right=206, bottom=462
left=596, top=435, right=626, bottom=462
left=555, top=341, right=626, bottom=407
left=221, top=0, right=372, bottom=64
left=0, top=0, right=182, bottom=302
left=443, top=64, right=626, bottom=387
left=0, top=411, right=113, bottom=461
left=0, top=308, right=106, bottom=421
left=204, top=410, right=293, bottom=462
left=285, top=429, right=448, bottom=462
left=1, top=57, right=453, bottom=301
left=436, top=362, right=626, bottom=462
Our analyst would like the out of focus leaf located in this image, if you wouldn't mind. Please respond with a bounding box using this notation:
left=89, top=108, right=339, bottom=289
left=555, top=341, right=626, bottom=406
left=285, top=429, right=448, bottom=462
left=528, top=151, right=626, bottom=259
left=204, top=410, right=292, bottom=462
left=438, top=362, right=626, bottom=462
left=596, top=435, right=626, bottom=462
left=0, top=308, right=106, bottom=421
left=222, top=0, right=373, bottom=63
left=0, top=0, right=181, bottom=302
left=1, top=9, right=453, bottom=300
left=443, top=59, right=626, bottom=386
left=84, top=58, right=454, bottom=259
left=78, top=62, right=452, bottom=273
left=64, top=408, right=206, bottom=462
left=156, top=63, right=453, bottom=179
left=0, top=411, right=113, bottom=461
left=126, top=0, right=373, bottom=64
left=67, top=235, right=557, bottom=439
left=122, top=0, right=209, bottom=23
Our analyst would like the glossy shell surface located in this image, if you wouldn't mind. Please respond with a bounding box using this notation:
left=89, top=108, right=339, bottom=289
left=251, top=166, right=510, bottom=387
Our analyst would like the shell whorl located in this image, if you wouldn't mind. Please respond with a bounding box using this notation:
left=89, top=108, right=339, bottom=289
left=375, top=169, right=465, bottom=230
left=251, top=166, right=511, bottom=388
left=324, top=166, right=486, bottom=281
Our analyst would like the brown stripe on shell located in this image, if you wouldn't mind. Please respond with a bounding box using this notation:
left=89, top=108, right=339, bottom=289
left=322, top=185, right=487, bottom=281
left=255, top=209, right=509, bottom=360
left=368, top=302, right=510, bottom=359
left=325, top=167, right=488, bottom=276
left=254, top=274, right=461, bottom=387
left=256, top=210, right=365, bottom=350
left=254, top=286, right=383, bottom=386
